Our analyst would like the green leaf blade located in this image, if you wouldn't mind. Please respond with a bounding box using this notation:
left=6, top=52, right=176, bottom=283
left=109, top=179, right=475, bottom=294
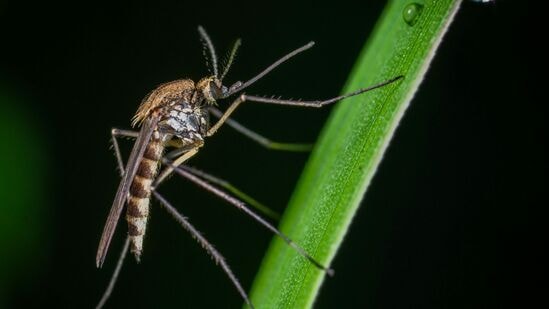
left=249, top=1, right=463, bottom=308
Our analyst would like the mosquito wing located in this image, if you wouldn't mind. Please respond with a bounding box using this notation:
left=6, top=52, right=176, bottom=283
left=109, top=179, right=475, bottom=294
left=96, top=116, right=159, bottom=268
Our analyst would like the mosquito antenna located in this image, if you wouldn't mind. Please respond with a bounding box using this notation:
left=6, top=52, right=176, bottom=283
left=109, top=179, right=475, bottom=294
left=165, top=159, right=335, bottom=276
left=241, top=75, right=404, bottom=107
left=198, top=25, right=219, bottom=77
left=152, top=191, right=254, bottom=309
left=222, top=41, right=315, bottom=99
left=96, top=236, right=130, bottom=309
left=220, top=38, right=242, bottom=81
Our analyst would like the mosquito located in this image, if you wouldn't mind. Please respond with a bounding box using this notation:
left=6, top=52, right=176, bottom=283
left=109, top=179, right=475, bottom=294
left=95, top=25, right=403, bottom=309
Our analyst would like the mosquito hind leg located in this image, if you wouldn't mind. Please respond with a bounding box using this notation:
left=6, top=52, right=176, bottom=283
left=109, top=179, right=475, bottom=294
left=206, top=94, right=246, bottom=137
left=208, top=106, right=313, bottom=152
left=165, top=159, right=334, bottom=276
left=110, top=128, right=139, bottom=175
left=152, top=190, right=254, bottom=309
left=112, top=128, right=139, bottom=139
left=95, top=236, right=130, bottom=309
left=181, top=165, right=281, bottom=221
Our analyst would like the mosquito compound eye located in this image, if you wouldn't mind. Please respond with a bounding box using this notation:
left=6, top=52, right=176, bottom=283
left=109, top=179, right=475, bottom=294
left=208, top=82, right=222, bottom=101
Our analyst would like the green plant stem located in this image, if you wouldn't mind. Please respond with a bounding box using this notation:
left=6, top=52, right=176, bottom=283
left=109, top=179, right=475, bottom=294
left=248, top=0, right=463, bottom=308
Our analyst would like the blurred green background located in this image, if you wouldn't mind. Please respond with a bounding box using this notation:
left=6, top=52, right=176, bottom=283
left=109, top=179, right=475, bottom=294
left=0, top=0, right=537, bottom=308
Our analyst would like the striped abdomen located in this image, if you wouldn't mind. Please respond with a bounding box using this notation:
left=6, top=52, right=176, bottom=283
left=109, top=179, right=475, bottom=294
left=126, top=132, right=164, bottom=261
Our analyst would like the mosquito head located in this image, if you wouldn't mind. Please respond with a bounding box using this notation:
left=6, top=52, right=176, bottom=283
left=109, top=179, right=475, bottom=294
left=196, top=75, right=227, bottom=104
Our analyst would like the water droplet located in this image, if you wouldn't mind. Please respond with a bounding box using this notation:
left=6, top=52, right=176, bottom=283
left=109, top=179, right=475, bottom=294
left=403, top=3, right=423, bottom=26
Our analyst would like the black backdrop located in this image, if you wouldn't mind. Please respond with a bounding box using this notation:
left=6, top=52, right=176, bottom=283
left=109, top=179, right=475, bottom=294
left=0, top=0, right=537, bottom=308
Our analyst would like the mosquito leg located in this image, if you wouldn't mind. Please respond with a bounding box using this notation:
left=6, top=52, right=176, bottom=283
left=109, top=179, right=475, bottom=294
left=164, top=143, right=203, bottom=160
left=208, top=106, right=313, bottom=152
left=207, top=94, right=245, bottom=137
left=95, top=236, right=130, bottom=309
left=152, top=190, right=254, bottom=309
left=108, top=128, right=254, bottom=307
left=165, top=159, right=334, bottom=276
left=241, top=75, right=403, bottom=108
left=153, top=143, right=203, bottom=188
left=110, top=128, right=139, bottom=175
left=207, top=76, right=401, bottom=142
left=181, top=165, right=281, bottom=221
left=112, top=128, right=139, bottom=139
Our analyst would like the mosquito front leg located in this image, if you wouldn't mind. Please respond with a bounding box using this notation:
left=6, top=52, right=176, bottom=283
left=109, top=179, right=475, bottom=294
left=207, top=94, right=245, bottom=137
left=208, top=106, right=313, bottom=152
left=207, top=75, right=401, bottom=143
left=239, top=76, right=403, bottom=108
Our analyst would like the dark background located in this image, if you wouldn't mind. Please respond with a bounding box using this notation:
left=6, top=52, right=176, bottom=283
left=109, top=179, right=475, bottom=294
left=0, top=0, right=537, bottom=308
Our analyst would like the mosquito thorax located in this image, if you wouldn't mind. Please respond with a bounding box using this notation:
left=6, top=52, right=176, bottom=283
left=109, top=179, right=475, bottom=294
left=157, top=100, right=209, bottom=141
